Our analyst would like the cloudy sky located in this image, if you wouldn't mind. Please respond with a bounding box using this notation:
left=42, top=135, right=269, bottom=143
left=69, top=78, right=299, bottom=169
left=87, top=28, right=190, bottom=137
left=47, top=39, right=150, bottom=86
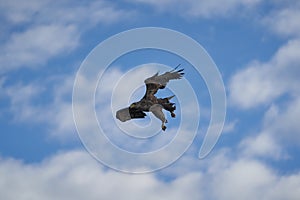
left=1, top=0, right=300, bottom=199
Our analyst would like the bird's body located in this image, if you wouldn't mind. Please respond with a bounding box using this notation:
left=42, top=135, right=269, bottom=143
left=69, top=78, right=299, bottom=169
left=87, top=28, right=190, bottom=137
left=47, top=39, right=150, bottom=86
left=116, top=66, right=184, bottom=131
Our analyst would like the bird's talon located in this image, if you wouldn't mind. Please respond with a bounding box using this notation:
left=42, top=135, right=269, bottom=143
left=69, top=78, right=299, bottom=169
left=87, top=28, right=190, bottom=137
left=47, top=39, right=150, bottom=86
left=171, top=113, right=176, bottom=118
left=162, top=125, right=167, bottom=131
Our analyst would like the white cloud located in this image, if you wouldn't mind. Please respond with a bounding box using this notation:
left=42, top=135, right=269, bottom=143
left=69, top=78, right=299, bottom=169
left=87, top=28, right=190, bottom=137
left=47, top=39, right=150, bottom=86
left=2, top=80, right=47, bottom=122
left=229, top=39, right=300, bottom=109
left=228, top=34, right=300, bottom=157
left=263, top=4, right=300, bottom=38
left=212, top=159, right=276, bottom=200
left=222, top=119, right=238, bottom=134
left=0, top=24, right=79, bottom=71
left=0, top=0, right=131, bottom=26
left=239, top=132, right=284, bottom=160
left=0, top=0, right=134, bottom=73
left=127, top=0, right=261, bottom=18
left=267, top=173, right=300, bottom=200
left=0, top=0, right=48, bottom=24
left=203, top=151, right=300, bottom=200
left=228, top=62, right=284, bottom=108
left=0, top=149, right=300, bottom=200
left=232, top=93, right=300, bottom=161
left=263, top=97, right=300, bottom=145
left=0, top=150, right=203, bottom=200
left=0, top=73, right=76, bottom=139
left=1, top=2, right=300, bottom=199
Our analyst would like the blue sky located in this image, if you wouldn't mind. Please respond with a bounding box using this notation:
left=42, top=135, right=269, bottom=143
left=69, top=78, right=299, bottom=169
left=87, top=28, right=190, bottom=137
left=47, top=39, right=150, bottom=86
left=1, top=0, right=300, bottom=199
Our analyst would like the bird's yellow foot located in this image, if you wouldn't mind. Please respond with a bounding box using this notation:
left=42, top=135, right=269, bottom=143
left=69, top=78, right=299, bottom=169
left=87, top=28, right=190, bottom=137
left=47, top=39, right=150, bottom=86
left=162, top=125, right=167, bottom=131
left=171, top=112, right=176, bottom=118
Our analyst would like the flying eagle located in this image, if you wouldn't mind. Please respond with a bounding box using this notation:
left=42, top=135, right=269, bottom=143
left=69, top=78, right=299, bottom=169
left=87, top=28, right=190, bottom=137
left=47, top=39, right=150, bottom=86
left=116, top=66, right=184, bottom=131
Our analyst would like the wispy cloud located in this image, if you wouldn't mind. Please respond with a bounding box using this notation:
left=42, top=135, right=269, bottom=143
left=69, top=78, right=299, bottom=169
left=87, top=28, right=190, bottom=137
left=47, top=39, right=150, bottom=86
left=127, top=0, right=262, bottom=18
left=1, top=79, right=47, bottom=122
left=1, top=0, right=131, bottom=26
left=0, top=24, right=79, bottom=71
left=262, top=2, right=300, bottom=38
left=239, top=132, right=284, bottom=160
left=236, top=96, right=300, bottom=160
left=228, top=38, right=300, bottom=157
left=0, top=0, right=134, bottom=73
left=0, top=73, right=76, bottom=139
left=227, top=2, right=300, bottom=164
left=228, top=4, right=300, bottom=159
left=229, top=39, right=300, bottom=109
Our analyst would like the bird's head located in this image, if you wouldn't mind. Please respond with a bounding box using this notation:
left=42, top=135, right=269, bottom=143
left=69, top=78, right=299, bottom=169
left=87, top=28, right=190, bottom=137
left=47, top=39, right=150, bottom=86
left=129, top=102, right=137, bottom=109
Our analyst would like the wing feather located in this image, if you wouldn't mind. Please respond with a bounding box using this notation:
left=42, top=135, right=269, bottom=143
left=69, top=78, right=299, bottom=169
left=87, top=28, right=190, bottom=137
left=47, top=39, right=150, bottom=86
left=143, top=67, right=184, bottom=99
left=144, top=68, right=184, bottom=86
left=149, top=104, right=166, bottom=123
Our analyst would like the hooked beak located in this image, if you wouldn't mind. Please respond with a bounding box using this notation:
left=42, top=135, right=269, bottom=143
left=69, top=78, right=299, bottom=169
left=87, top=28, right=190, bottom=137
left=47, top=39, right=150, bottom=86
left=129, top=104, right=135, bottom=109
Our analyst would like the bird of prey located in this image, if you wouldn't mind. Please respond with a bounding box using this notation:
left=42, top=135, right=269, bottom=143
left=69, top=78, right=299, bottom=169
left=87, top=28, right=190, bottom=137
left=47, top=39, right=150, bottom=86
left=116, top=65, right=184, bottom=131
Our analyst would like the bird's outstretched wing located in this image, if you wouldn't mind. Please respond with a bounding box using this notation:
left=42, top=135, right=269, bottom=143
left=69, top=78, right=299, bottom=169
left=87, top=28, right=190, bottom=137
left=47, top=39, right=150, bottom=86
left=149, top=104, right=166, bottom=123
left=143, top=66, right=184, bottom=99
left=116, top=107, right=146, bottom=122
